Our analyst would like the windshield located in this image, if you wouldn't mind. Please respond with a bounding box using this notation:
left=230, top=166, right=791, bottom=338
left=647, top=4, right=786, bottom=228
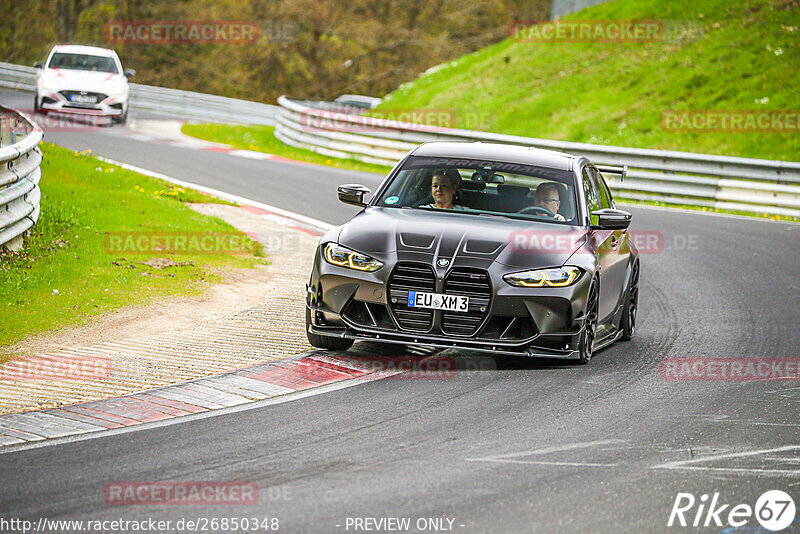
left=375, top=155, right=579, bottom=224
left=48, top=53, right=118, bottom=74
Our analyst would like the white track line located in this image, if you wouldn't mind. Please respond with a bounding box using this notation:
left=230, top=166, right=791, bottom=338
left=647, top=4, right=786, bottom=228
left=465, top=438, right=626, bottom=467
left=96, top=156, right=334, bottom=232
left=653, top=445, right=800, bottom=476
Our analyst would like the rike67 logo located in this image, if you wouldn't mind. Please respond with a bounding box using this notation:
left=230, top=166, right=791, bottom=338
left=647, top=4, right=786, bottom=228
left=668, top=490, right=796, bottom=531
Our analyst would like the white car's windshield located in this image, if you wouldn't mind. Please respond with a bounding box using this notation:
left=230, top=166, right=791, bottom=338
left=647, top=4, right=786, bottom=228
left=375, top=156, right=578, bottom=224
left=48, top=53, right=118, bottom=74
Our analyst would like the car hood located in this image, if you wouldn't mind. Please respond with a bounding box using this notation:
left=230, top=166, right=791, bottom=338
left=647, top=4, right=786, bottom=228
left=43, top=68, right=125, bottom=92
left=337, top=207, right=588, bottom=269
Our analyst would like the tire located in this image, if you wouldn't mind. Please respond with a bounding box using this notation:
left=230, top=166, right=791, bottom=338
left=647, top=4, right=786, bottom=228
left=33, top=93, right=42, bottom=113
left=113, top=108, right=128, bottom=125
left=620, top=261, right=639, bottom=341
left=305, top=306, right=354, bottom=351
left=577, top=280, right=599, bottom=364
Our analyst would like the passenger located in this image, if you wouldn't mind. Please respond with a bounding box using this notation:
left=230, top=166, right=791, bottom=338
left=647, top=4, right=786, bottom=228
left=533, top=183, right=566, bottom=221
left=421, top=170, right=466, bottom=210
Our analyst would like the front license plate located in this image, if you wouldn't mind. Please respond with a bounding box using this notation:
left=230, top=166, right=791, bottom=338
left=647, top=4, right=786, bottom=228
left=71, top=95, right=96, bottom=103
left=408, top=291, right=469, bottom=312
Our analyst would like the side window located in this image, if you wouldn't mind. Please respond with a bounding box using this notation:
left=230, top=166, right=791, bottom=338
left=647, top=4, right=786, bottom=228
left=581, top=166, right=600, bottom=224
left=590, top=167, right=614, bottom=209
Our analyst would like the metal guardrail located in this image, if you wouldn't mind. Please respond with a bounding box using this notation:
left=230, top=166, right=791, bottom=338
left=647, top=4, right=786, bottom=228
left=0, top=62, right=278, bottom=125
left=276, top=96, right=800, bottom=217
left=0, top=106, right=43, bottom=251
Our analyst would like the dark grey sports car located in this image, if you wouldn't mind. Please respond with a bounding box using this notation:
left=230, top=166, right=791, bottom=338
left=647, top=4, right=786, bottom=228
left=305, top=142, right=639, bottom=363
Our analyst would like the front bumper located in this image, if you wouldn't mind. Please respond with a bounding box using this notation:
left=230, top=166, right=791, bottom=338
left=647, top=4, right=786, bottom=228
left=307, top=256, right=593, bottom=359
left=306, top=310, right=583, bottom=359
left=39, top=88, right=126, bottom=117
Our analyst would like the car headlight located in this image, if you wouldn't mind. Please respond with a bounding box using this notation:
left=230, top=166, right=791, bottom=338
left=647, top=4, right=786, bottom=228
left=504, top=266, right=582, bottom=288
left=38, top=77, right=59, bottom=91
left=323, top=243, right=383, bottom=272
left=106, top=82, right=126, bottom=95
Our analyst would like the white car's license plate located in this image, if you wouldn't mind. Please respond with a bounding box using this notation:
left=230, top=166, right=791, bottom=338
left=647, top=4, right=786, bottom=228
left=71, top=95, right=96, bottom=103
left=408, top=291, right=469, bottom=312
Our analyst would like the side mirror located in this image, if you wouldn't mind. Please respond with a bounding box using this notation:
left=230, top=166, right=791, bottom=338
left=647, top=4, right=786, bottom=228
left=338, top=184, right=371, bottom=207
left=33, top=62, right=43, bottom=69
left=123, top=68, right=136, bottom=78
left=591, top=208, right=631, bottom=230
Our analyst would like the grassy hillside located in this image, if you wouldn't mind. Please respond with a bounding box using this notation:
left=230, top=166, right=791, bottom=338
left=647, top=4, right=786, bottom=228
left=377, top=0, right=799, bottom=160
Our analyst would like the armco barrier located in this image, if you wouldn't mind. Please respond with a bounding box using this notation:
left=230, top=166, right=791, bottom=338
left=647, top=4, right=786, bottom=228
left=0, top=62, right=278, bottom=125
left=276, top=96, right=800, bottom=217
left=0, top=106, right=43, bottom=251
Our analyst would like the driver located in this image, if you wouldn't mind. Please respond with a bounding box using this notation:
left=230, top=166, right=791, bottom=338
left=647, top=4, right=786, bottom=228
left=533, top=183, right=565, bottom=221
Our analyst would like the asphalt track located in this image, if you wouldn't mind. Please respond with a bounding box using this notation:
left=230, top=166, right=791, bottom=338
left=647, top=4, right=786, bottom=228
left=1, top=88, right=799, bottom=533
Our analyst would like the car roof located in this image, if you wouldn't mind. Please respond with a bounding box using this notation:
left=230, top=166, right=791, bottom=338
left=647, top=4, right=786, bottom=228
left=411, top=141, right=577, bottom=171
left=52, top=45, right=117, bottom=58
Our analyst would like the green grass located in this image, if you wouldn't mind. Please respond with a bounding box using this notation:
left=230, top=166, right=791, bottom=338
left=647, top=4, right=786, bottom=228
left=0, top=143, right=265, bottom=358
left=180, top=123, right=393, bottom=175
left=615, top=197, right=800, bottom=222
left=377, top=0, right=799, bottom=161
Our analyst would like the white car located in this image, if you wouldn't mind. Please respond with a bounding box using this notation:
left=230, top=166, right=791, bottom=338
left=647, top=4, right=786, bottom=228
left=34, top=45, right=134, bottom=124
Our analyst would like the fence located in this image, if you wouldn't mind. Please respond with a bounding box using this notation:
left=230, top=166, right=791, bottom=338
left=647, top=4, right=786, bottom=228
left=0, top=62, right=278, bottom=125
left=0, top=106, right=43, bottom=250
left=275, top=96, right=800, bottom=217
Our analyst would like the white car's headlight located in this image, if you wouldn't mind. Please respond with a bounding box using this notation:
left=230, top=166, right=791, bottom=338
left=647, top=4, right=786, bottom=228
left=504, top=266, right=582, bottom=288
left=323, top=243, right=383, bottom=272
left=38, top=77, right=59, bottom=91
left=106, top=82, right=127, bottom=95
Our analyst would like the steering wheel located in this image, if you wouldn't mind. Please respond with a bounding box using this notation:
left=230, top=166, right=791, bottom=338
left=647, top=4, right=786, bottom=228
left=517, top=205, right=555, bottom=217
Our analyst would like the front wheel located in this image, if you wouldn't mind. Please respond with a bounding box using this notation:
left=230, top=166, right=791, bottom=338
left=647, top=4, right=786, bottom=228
left=577, top=281, right=599, bottom=364
left=305, top=306, right=354, bottom=351
left=113, top=108, right=128, bottom=125
left=620, top=261, right=639, bottom=341
left=33, top=93, right=42, bottom=113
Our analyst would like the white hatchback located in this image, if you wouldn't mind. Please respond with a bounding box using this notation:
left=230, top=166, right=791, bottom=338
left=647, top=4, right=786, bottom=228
left=34, top=45, right=134, bottom=124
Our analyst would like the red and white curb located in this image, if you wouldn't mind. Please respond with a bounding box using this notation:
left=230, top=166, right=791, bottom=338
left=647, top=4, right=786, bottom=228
left=0, top=351, right=440, bottom=449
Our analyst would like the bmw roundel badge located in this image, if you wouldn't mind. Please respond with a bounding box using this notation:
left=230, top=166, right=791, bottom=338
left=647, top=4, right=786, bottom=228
left=437, top=258, right=450, bottom=267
